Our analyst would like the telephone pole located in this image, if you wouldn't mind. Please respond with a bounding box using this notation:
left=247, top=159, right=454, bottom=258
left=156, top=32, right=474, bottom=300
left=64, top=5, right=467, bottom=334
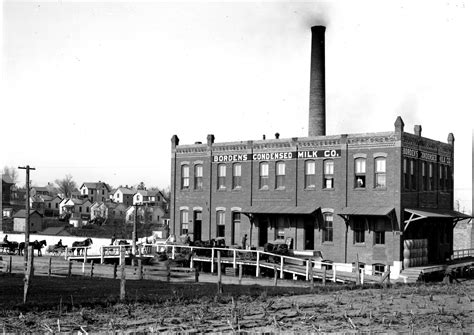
left=18, top=165, right=35, bottom=263
left=133, top=202, right=144, bottom=263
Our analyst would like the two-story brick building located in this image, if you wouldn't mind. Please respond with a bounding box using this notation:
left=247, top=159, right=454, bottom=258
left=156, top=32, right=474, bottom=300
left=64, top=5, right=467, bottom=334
left=168, top=26, right=470, bottom=278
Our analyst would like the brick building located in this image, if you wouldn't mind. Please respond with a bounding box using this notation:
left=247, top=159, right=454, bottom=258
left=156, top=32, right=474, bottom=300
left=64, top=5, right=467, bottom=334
left=169, top=26, right=470, bottom=278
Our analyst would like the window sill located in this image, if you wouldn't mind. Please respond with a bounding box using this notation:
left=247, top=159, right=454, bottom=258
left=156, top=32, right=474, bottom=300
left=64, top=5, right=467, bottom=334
left=304, top=187, right=316, bottom=191
left=353, top=188, right=366, bottom=191
left=275, top=187, right=286, bottom=191
left=259, top=186, right=269, bottom=191
left=322, top=188, right=335, bottom=191
left=322, top=242, right=334, bottom=246
left=353, top=243, right=366, bottom=247
left=231, top=187, right=242, bottom=192
left=374, top=244, right=386, bottom=247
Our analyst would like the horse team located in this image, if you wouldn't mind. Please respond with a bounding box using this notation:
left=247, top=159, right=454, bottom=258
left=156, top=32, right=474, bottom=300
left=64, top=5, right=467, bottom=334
left=0, top=237, right=94, bottom=257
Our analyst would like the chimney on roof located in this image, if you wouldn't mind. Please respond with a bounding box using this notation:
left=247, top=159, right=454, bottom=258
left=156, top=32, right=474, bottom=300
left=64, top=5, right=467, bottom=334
left=308, top=26, right=326, bottom=137
left=263, top=134, right=266, bottom=140
left=414, top=125, right=422, bottom=136
left=275, top=132, right=280, bottom=139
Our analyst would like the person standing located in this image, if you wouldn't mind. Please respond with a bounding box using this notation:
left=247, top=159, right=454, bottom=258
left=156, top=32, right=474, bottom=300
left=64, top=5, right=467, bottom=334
left=241, top=234, right=247, bottom=250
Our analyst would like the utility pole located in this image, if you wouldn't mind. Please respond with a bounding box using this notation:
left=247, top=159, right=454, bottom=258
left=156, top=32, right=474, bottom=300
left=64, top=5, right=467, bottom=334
left=133, top=202, right=144, bottom=264
left=18, top=165, right=35, bottom=264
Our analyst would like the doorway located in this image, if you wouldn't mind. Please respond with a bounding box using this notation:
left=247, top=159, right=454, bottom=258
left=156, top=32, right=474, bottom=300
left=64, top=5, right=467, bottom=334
left=193, top=211, right=202, bottom=242
left=304, top=217, right=315, bottom=250
left=259, top=217, right=268, bottom=247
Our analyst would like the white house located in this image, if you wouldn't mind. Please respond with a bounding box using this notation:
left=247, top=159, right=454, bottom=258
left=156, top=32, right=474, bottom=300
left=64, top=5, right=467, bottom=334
left=112, top=187, right=135, bottom=207
left=79, top=181, right=111, bottom=203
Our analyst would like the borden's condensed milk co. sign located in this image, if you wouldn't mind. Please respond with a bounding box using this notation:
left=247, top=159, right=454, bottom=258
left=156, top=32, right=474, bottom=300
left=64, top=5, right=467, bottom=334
left=213, top=149, right=341, bottom=163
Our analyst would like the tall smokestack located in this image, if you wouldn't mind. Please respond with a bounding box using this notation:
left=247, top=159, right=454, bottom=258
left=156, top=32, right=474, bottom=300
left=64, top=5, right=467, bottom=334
left=308, top=26, right=326, bottom=137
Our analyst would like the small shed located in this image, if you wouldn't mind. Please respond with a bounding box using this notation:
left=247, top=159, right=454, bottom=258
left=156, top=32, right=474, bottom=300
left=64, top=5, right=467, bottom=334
left=13, top=209, right=44, bottom=233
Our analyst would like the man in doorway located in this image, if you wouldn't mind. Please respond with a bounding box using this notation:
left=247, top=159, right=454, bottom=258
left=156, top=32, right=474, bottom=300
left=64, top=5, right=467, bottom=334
left=242, top=234, right=247, bottom=250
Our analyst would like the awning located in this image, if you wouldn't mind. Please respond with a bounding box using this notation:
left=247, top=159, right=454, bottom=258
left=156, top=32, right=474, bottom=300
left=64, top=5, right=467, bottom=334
left=404, top=208, right=473, bottom=231
left=338, top=206, right=394, bottom=216
left=240, top=205, right=320, bottom=215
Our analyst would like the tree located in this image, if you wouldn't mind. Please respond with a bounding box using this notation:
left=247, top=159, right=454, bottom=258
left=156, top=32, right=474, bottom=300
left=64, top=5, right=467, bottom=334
left=2, top=166, right=19, bottom=184
left=137, top=182, right=146, bottom=190
left=55, top=174, right=77, bottom=198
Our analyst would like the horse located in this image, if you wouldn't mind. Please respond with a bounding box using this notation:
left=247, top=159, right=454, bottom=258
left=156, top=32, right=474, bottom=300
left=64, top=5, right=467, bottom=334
left=46, top=244, right=68, bottom=256
left=19, top=240, right=47, bottom=256
left=71, top=237, right=93, bottom=256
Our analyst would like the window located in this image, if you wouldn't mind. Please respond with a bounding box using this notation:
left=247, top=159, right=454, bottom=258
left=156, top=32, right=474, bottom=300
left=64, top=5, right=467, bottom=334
left=275, top=161, right=285, bottom=189
left=79, top=206, right=82, bottom=213
left=259, top=162, right=269, bottom=189
left=428, top=162, right=434, bottom=191
left=181, top=165, right=190, bottom=190
left=216, top=210, right=225, bottom=237
left=410, top=159, right=416, bottom=190
left=374, top=230, right=385, bottom=245
left=323, top=160, right=334, bottom=189
left=217, top=164, right=226, bottom=189
left=403, top=158, right=409, bottom=190
left=421, top=161, right=427, bottom=191
left=232, top=163, right=242, bottom=189
left=305, top=160, right=316, bottom=188
left=86, top=207, right=89, bottom=213
left=48, top=203, right=51, bottom=208
left=194, top=164, right=203, bottom=190
left=373, top=264, right=385, bottom=276
left=374, top=157, right=386, bottom=188
left=102, top=190, right=104, bottom=195
left=354, top=158, right=366, bottom=188
left=180, top=210, right=189, bottom=234
left=353, top=219, right=365, bottom=244
left=55, top=203, right=58, bottom=209
left=446, top=166, right=451, bottom=191
left=322, top=213, right=333, bottom=242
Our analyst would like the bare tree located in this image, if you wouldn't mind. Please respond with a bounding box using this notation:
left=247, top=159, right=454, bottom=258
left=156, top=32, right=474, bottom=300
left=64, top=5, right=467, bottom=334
left=55, top=174, right=77, bottom=198
left=2, top=166, right=19, bottom=184
left=137, top=181, right=146, bottom=190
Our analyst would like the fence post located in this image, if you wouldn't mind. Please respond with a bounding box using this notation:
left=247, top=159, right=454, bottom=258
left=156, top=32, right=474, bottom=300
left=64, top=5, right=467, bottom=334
left=113, top=263, right=117, bottom=279
left=120, top=249, right=126, bottom=301
left=90, top=260, right=94, bottom=278
left=68, top=260, right=72, bottom=277
left=217, top=250, right=223, bottom=294
left=332, top=265, right=337, bottom=282
left=100, top=247, right=104, bottom=264
left=305, top=260, right=310, bottom=281
left=256, top=251, right=260, bottom=278
left=309, top=260, right=314, bottom=292
left=194, top=265, right=199, bottom=283
left=138, top=259, right=143, bottom=280
left=280, top=256, right=284, bottom=279
left=9, top=256, right=12, bottom=274
left=355, top=260, right=360, bottom=285
left=211, top=248, right=215, bottom=273
left=23, top=247, right=34, bottom=304
left=48, top=257, right=52, bottom=277
left=172, top=246, right=175, bottom=260
left=238, top=263, right=243, bottom=285
left=322, top=265, right=326, bottom=286
left=273, top=264, right=278, bottom=287
left=233, top=249, right=237, bottom=268
left=166, top=259, right=171, bottom=282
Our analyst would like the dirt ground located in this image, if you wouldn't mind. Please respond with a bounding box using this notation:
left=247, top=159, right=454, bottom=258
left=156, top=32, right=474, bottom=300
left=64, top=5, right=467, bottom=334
left=0, top=273, right=473, bottom=333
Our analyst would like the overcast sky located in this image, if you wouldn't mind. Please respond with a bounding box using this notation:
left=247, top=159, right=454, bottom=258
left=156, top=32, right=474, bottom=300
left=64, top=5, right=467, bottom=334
left=1, top=0, right=472, bottom=213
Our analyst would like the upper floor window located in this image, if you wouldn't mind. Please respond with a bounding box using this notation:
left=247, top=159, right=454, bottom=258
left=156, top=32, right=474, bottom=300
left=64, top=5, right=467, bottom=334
left=421, top=161, right=427, bottom=191
left=217, top=164, right=226, bottom=189
left=410, top=159, right=416, bottom=190
left=403, top=158, right=409, bottom=190
left=259, top=162, right=269, bottom=189
left=446, top=166, right=451, bottom=191
left=180, top=210, right=189, bottom=234
left=428, top=162, right=434, bottom=191
left=275, top=161, right=285, bottom=189
left=323, top=160, right=334, bottom=189
left=374, top=157, right=386, bottom=189
left=322, top=212, right=333, bottom=242
left=374, top=230, right=385, bottom=245
left=354, top=158, right=366, bottom=188
left=194, top=164, right=203, bottom=190
left=181, top=165, right=190, bottom=190
left=232, top=163, right=242, bottom=189
left=216, top=210, right=225, bottom=237
left=305, top=160, right=316, bottom=188
left=276, top=219, right=285, bottom=240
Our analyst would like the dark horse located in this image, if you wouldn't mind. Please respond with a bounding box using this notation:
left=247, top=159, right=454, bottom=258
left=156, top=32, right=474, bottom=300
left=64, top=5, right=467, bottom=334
left=71, top=237, right=93, bottom=256
left=19, top=240, right=47, bottom=256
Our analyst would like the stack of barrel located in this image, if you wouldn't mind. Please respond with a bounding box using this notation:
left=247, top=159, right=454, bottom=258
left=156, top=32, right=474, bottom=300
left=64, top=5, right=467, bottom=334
left=403, top=239, right=428, bottom=268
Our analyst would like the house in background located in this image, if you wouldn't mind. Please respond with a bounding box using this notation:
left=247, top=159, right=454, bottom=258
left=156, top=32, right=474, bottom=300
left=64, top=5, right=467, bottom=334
left=79, top=181, right=111, bottom=203
left=108, top=203, right=127, bottom=222
left=2, top=175, right=14, bottom=207
left=13, top=209, right=43, bottom=233
left=112, top=187, right=135, bottom=207
left=44, top=195, right=63, bottom=217
left=90, top=202, right=108, bottom=223
left=133, top=189, right=168, bottom=209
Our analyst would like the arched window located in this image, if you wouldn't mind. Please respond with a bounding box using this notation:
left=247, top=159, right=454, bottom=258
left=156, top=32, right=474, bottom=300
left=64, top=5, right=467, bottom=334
left=305, top=160, right=316, bottom=188
left=322, top=212, right=333, bottom=242
left=323, top=160, right=334, bottom=189
left=180, top=210, right=189, bottom=234
left=232, top=163, right=242, bottom=189
left=217, top=164, right=226, bottom=189
left=181, top=165, right=190, bottom=190
left=354, top=158, right=366, bottom=188
left=374, top=157, right=386, bottom=188
left=275, top=161, right=285, bottom=189
left=194, top=164, right=203, bottom=190
left=259, top=162, right=269, bottom=189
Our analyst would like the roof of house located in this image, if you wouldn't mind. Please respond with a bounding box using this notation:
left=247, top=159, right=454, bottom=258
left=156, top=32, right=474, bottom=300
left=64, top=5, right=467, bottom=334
left=117, top=187, right=136, bottom=195
left=32, top=186, right=50, bottom=192
left=80, top=182, right=111, bottom=192
left=12, top=209, right=43, bottom=218
left=39, top=226, right=71, bottom=236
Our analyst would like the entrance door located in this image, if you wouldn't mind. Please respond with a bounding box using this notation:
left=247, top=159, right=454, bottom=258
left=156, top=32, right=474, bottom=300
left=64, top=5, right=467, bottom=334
left=259, top=218, right=268, bottom=247
left=304, top=218, right=314, bottom=250
left=193, top=211, right=202, bottom=242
